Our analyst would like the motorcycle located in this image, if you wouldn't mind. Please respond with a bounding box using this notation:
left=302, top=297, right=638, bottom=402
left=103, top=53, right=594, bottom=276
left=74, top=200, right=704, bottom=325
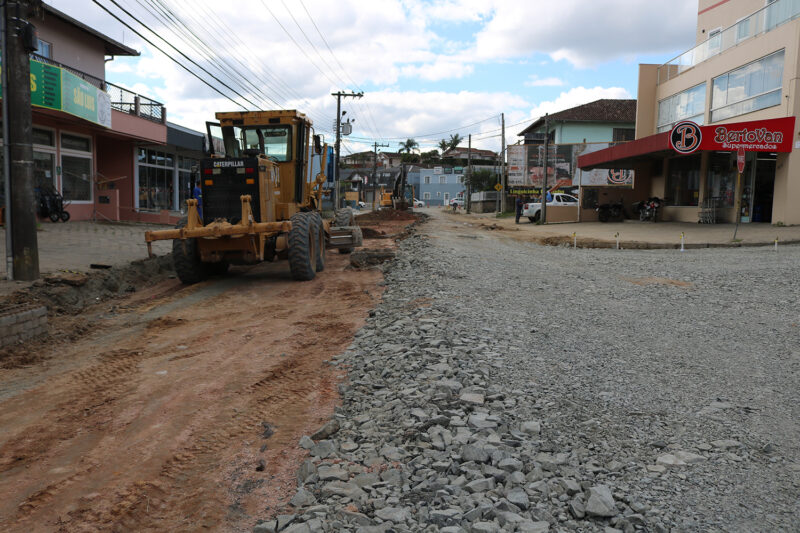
left=635, top=197, right=662, bottom=222
left=595, top=200, right=624, bottom=223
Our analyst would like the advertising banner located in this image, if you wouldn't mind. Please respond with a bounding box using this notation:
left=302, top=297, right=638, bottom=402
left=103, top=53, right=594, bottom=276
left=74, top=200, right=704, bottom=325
left=505, top=142, right=634, bottom=191
left=670, top=117, right=795, bottom=154
left=3, top=58, right=112, bottom=128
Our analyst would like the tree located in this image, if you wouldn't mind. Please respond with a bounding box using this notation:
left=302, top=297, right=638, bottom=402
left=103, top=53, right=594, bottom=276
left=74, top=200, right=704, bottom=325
left=465, top=169, right=497, bottom=192
left=399, top=138, right=419, bottom=154
left=448, top=133, right=463, bottom=151
left=438, top=139, right=449, bottom=153
left=420, top=149, right=440, bottom=164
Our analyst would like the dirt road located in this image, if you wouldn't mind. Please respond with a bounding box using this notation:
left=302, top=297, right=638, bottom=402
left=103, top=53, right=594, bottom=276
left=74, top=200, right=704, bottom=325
left=0, top=212, right=413, bottom=532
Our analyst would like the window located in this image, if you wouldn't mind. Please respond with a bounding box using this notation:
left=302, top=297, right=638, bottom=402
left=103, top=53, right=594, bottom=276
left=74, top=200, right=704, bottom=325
left=665, top=155, right=701, bottom=206
left=736, top=17, right=751, bottom=41
left=37, top=39, right=52, bottom=58
left=711, top=49, right=784, bottom=122
left=424, top=176, right=431, bottom=184
left=423, top=192, right=431, bottom=200
left=444, top=193, right=450, bottom=202
left=436, top=191, right=441, bottom=197
left=706, top=152, right=737, bottom=207
left=612, top=128, right=635, bottom=142
left=178, top=155, right=198, bottom=212
left=241, top=126, right=291, bottom=161
left=138, top=146, right=177, bottom=211
left=439, top=176, right=447, bottom=184
left=34, top=151, right=55, bottom=190
left=60, top=132, right=92, bottom=202
left=657, top=83, right=706, bottom=132
left=33, top=128, right=54, bottom=146
left=708, top=28, right=722, bottom=54
left=458, top=176, right=464, bottom=184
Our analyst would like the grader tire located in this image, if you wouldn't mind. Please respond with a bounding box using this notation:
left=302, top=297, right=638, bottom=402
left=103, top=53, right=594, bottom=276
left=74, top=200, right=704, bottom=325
left=288, top=212, right=317, bottom=281
left=206, top=261, right=229, bottom=276
left=172, top=218, right=208, bottom=285
left=312, top=212, right=325, bottom=272
left=335, top=207, right=356, bottom=254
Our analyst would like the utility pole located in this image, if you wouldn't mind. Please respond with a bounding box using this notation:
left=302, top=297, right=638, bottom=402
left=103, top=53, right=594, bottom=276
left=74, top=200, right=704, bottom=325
left=466, top=134, right=472, bottom=214
left=4, top=1, right=41, bottom=280
left=500, top=113, right=506, bottom=213
left=539, top=113, right=549, bottom=225
left=331, top=90, right=363, bottom=209
left=372, top=141, right=388, bottom=207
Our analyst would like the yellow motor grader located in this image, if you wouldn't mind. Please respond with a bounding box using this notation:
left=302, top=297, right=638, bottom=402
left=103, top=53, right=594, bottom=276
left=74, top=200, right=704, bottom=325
left=145, top=110, right=362, bottom=284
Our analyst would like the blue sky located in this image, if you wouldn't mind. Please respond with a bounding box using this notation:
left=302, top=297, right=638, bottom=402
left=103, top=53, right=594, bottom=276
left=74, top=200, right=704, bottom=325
left=50, top=0, right=699, bottom=154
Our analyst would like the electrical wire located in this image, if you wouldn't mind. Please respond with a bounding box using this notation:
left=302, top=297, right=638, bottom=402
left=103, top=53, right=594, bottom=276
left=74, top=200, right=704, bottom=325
left=92, top=0, right=249, bottom=109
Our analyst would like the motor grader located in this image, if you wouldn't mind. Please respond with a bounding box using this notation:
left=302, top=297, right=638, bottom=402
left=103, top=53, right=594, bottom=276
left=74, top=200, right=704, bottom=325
left=144, top=110, right=362, bottom=284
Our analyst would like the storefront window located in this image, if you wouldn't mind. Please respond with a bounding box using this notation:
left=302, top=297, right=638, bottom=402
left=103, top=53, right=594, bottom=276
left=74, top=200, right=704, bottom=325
left=711, top=50, right=784, bottom=122
left=33, top=128, right=54, bottom=146
left=178, top=156, right=198, bottom=212
left=706, top=152, right=737, bottom=207
left=34, top=152, right=55, bottom=190
left=61, top=132, right=92, bottom=202
left=62, top=155, right=92, bottom=201
left=657, top=83, right=706, bottom=133
left=665, top=155, right=701, bottom=206
left=139, top=147, right=182, bottom=211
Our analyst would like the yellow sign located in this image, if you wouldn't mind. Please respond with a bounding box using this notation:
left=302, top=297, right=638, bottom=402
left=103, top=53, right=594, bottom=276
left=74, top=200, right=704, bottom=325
left=494, top=183, right=503, bottom=191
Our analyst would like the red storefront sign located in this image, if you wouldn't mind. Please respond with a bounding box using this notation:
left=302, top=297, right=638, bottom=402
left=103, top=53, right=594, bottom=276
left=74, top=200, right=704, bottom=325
left=671, top=117, right=796, bottom=154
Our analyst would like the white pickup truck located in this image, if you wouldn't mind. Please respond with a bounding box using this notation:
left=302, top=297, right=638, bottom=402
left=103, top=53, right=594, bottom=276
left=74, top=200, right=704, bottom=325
left=521, top=193, right=578, bottom=222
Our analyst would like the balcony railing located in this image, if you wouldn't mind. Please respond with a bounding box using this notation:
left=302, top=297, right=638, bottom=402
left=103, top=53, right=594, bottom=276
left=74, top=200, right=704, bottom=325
left=657, top=0, right=800, bottom=84
left=30, top=53, right=165, bottom=124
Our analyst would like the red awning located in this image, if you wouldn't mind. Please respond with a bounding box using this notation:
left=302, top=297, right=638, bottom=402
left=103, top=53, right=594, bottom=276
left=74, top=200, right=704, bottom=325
left=578, top=132, right=670, bottom=170
left=579, top=116, right=796, bottom=170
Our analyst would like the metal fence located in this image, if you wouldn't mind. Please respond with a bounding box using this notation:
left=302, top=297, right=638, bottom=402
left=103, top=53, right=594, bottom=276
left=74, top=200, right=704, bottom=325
left=657, top=0, right=800, bottom=84
left=29, top=53, right=165, bottom=124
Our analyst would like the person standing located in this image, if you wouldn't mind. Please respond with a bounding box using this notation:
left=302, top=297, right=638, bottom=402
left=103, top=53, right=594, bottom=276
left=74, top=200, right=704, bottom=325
left=192, top=179, right=203, bottom=219
left=515, top=196, right=523, bottom=224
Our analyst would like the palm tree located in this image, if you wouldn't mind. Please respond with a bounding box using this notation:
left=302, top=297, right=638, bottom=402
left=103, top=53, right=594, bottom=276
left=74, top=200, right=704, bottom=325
left=399, top=138, right=419, bottom=154
left=448, top=133, right=463, bottom=151
left=438, top=139, right=449, bottom=153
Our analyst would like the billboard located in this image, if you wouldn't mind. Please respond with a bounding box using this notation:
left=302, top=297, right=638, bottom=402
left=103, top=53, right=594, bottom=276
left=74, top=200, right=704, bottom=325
left=506, top=142, right=634, bottom=190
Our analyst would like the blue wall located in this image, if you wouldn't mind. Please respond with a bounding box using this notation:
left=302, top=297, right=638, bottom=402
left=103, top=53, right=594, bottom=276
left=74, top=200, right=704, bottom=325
left=418, top=168, right=466, bottom=206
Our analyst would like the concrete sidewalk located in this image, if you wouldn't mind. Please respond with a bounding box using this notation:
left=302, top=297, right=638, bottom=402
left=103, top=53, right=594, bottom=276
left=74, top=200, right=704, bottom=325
left=427, top=207, right=800, bottom=248
left=0, top=221, right=173, bottom=294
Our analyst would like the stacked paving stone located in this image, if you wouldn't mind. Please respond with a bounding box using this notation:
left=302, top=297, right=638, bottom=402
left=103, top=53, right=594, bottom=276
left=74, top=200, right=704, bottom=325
left=254, top=229, right=800, bottom=532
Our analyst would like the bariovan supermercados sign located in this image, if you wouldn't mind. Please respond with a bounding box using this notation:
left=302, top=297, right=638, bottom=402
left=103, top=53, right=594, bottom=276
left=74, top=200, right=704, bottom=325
left=670, top=117, right=796, bottom=154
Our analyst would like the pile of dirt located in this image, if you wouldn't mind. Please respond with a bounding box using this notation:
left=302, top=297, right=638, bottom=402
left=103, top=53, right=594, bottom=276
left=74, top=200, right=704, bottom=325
left=2, top=254, right=175, bottom=316
left=355, top=209, right=419, bottom=223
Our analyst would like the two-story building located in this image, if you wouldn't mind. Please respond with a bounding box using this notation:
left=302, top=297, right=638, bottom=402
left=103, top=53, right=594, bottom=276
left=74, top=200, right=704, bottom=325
left=410, top=166, right=467, bottom=206
left=580, top=0, right=800, bottom=225
left=1, top=3, right=204, bottom=223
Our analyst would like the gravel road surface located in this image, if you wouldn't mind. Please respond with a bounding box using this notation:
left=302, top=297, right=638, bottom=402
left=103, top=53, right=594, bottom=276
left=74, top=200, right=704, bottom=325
left=270, top=210, right=799, bottom=533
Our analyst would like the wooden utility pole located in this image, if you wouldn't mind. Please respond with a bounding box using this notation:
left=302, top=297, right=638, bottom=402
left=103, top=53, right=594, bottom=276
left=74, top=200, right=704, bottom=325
left=466, top=134, right=473, bottom=213
left=539, top=113, right=549, bottom=225
left=4, top=1, right=41, bottom=280
left=331, top=90, right=362, bottom=209
left=372, top=141, right=388, bottom=206
left=500, top=112, right=506, bottom=213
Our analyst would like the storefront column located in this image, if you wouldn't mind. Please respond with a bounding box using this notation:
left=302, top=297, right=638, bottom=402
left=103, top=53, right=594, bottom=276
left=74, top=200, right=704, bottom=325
left=697, top=152, right=709, bottom=206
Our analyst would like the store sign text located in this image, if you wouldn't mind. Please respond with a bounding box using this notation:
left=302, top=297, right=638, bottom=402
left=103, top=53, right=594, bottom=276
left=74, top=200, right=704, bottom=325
left=669, top=117, right=795, bottom=154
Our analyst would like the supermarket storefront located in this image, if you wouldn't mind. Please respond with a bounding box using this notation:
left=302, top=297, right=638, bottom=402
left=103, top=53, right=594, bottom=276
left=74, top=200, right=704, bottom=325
left=577, top=117, right=797, bottom=224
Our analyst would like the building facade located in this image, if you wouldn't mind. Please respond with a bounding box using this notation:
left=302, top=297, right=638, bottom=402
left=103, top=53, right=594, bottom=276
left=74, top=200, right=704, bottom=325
left=580, top=0, right=800, bottom=225
left=414, top=167, right=467, bottom=206
left=0, top=3, right=206, bottom=224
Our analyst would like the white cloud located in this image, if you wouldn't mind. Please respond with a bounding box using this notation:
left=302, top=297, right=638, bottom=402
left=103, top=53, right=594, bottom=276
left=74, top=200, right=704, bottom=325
left=524, top=76, right=565, bottom=87
left=401, top=58, right=475, bottom=81
left=527, top=86, right=632, bottom=120
left=475, top=1, right=696, bottom=67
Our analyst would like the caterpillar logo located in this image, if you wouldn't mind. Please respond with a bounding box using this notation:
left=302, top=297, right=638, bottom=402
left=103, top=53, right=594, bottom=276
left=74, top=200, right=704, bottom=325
left=670, top=121, right=702, bottom=154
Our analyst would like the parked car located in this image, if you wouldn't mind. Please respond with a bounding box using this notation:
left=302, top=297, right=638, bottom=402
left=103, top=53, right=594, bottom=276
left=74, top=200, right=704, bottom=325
left=450, top=197, right=465, bottom=208
left=522, top=193, right=578, bottom=222
left=413, top=198, right=425, bottom=208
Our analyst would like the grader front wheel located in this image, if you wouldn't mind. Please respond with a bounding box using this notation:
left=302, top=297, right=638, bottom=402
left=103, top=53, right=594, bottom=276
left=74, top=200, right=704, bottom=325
left=334, top=207, right=356, bottom=254
left=172, top=218, right=208, bottom=285
left=288, top=212, right=318, bottom=281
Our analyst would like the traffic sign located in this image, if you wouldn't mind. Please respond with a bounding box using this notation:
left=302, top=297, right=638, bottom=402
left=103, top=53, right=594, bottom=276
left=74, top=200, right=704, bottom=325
left=737, top=147, right=746, bottom=173
left=494, top=183, right=503, bottom=191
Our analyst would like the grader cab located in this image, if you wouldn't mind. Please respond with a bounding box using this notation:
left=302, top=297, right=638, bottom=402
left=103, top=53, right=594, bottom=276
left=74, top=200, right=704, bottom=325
left=145, top=110, right=362, bottom=284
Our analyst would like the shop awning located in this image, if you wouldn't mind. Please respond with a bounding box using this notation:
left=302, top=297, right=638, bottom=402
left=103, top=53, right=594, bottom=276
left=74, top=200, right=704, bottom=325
left=578, top=116, right=796, bottom=170
left=578, top=132, right=670, bottom=170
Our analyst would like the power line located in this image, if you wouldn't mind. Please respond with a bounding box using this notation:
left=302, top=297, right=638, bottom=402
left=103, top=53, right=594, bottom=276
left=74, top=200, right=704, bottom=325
left=92, top=0, right=249, bottom=109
